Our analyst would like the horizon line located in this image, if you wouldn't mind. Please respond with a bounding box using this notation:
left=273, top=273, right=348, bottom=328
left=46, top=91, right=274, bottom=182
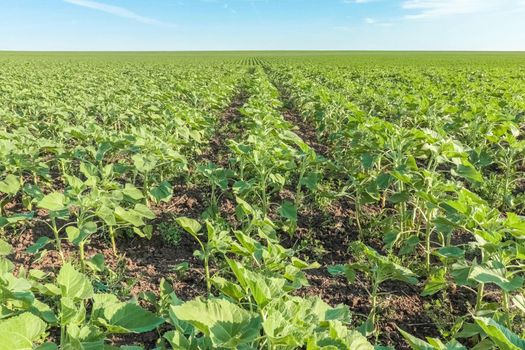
left=1, top=49, right=525, bottom=53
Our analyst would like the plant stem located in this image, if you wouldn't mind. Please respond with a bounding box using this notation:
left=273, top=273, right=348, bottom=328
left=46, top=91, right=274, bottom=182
left=109, top=226, right=117, bottom=256
left=475, top=283, right=484, bottom=313
left=425, top=209, right=433, bottom=275
left=370, top=279, right=379, bottom=336
left=399, top=182, right=406, bottom=235
left=503, top=291, right=511, bottom=327
left=51, top=217, right=63, bottom=261
left=60, top=302, right=66, bottom=348
left=204, top=254, right=211, bottom=294
left=79, top=242, right=85, bottom=271
left=355, top=192, right=363, bottom=240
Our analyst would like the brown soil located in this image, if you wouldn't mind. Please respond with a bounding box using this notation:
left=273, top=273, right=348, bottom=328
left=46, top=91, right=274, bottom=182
left=7, top=184, right=207, bottom=301
left=282, top=108, right=330, bottom=158
left=271, top=80, right=461, bottom=349
left=200, top=91, right=247, bottom=167
left=3, top=79, right=499, bottom=350
left=3, top=90, right=253, bottom=348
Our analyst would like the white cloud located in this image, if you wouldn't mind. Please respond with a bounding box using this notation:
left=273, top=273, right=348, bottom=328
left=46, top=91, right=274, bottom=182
left=402, top=0, right=524, bottom=19
left=64, top=0, right=173, bottom=26
left=363, top=16, right=393, bottom=26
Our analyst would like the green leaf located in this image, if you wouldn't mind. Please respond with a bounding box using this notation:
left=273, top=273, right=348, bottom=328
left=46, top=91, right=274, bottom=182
left=505, top=213, right=525, bottom=239
left=95, top=142, right=112, bottom=162
left=0, top=216, right=7, bottom=228
left=327, top=264, right=358, bottom=283
left=86, top=254, right=106, bottom=273
left=66, top=324, right=104, bottom=349
left=37, top=192, right=66, bottom=211
left=469, top=265, right=523, bottom=292
left=57, top=262, right=94, bottom=300
left=66, top=226, right=82, bottom=245
left=26, top=237, right=52, bottom=254
left=176, top=217, right=202, bottom=236
left=474, top=317, right=525, bottom=350
left=100, top=303, right=164, bottom=333
left=96, top=205, right=116, bottom=226
left=307, top=320, right=374, bottom=349
left=5, top=212, right=34, bottom=224
left=399, top=235, right=419, bottom=255
left=163, top=331, right=191, bottom=350
left=300, top=172, right=320, bottom=190
left=60, top=296, right=86, bottom=326
left=114, top=206, right=144, bottom=227
left=0, top=239, right=13, bottom=256
left=211, top=277, right=245, bottom=301
left=453, top=164, right=483, bottom=183
left=122, top=184, right=144, bottom=201
left=389, top=191, right=410, bottom=204
left=421, top=269, right=447, bottom=296
left=93, top=294, right=164, bottom=334
left=0, top=257, right=14, bottom=274
left=0, top=174, right=20, bottom=195
left=0, top=313, right=47, bottom=350
left=278, top=201, right=297, bottom=222
left=171, top=298, right=261, bottom=348
left=397, top=328, right=434, bottom=350
left=133, top=204, right=155, bottom=220
left=512, top=294, right=525, bottom=314
left=435, top=247, right=464, bottom=260
left=149, top=181, right=173, bottom=203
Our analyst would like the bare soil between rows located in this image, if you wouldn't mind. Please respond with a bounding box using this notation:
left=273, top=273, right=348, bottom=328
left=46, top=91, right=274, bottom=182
left=3, top=86, right=487, bottom=350
left=275, top=88, right=484, bottom=349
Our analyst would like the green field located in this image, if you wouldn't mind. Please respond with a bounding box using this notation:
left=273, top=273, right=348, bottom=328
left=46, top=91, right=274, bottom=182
left=0, top=51, right=524, bottom=350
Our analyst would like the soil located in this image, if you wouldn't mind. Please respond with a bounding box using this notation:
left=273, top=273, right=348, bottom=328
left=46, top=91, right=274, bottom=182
left=282, top=109, right=330, bottom=158
left=271, top=80, right=478, bottom=349
left=3, top=77, right=503, bottom=350
left=200, top=90, right=247, bottom=167
left=7, top=187, right=206, bottom=301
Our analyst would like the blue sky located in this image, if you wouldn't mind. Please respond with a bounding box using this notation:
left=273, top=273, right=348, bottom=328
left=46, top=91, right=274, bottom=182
left=1, top=0, right=525, bottom=51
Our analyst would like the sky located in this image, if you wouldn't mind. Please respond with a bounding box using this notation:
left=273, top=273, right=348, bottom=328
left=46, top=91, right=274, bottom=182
left=1, top=0, right=525, bottom=51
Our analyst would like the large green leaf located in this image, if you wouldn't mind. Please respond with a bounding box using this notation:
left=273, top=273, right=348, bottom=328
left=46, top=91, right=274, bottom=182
left=278, top=201, right=297, bottom=222
left=474, top=317, right=525, bottom=350
left=26, top=237, right=52, bottom=254
left=398, top=328, right=434, bottom=350
left=114, top=206, right=144, bottom=226
left=171, top=298, right=261, bottom=348
left=176, top=217, right=202, bottom=236
left=452, top=163, right=483, bottom=183
left=37, top=192, right=66, bottom=211
left=0, top=313, right=47, bottom=350
left=96, top=205, right=116, bottom=226
left=0, top=174, right=20, bottom=195
left=307, top=320, right=374, bottom=350
left=65, top=324, right=105, bottom=350
left=149, top=181, right=173, bottom=203
left=60, top=296, right=86, bottom=326
left=132, top=204, right=155, bottom=220
left=122, top=184, right=144, bottom=201
left=0, top=239, right=13, bottom=256
left=262, top=297, right=350, bottom=347
left=469, top=265, right=523, bottom=292
left=57, top=262, right=93, bottom=300
left=66, top=222, right=97, bottom=246
left=93, top=294, right=164, bottom=334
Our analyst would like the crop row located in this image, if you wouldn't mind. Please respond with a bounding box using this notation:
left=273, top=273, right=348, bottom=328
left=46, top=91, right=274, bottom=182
left=267, top=64, right=525, bottom=348
left=0, top=54, right=524, bottom=350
